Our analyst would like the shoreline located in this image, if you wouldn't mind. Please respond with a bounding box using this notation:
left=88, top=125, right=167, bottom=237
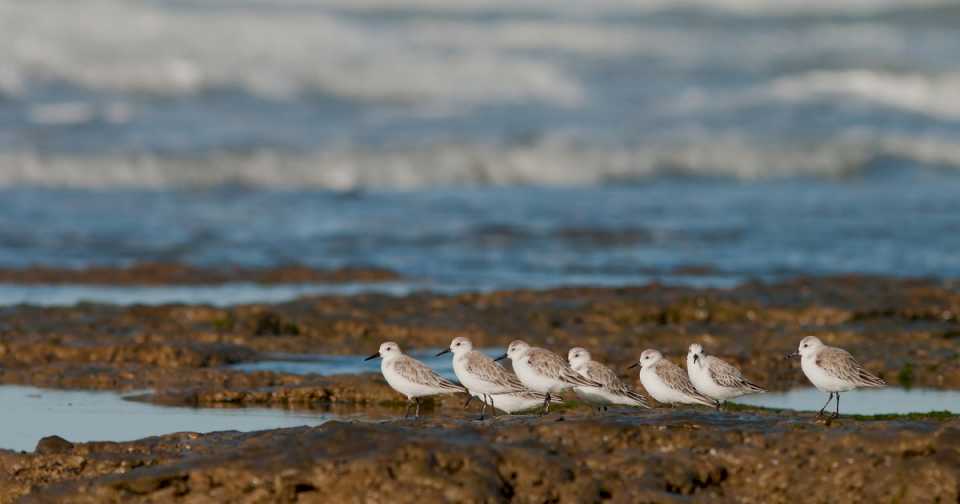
left=2, top=274, right=958, bottom=501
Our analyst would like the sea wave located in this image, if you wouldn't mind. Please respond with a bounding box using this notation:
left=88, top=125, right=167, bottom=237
left=2, top=134, right=959, bottom=189
left=0, top=0, right=584, bottom=107
left=764, top=70, right=960, bottom=120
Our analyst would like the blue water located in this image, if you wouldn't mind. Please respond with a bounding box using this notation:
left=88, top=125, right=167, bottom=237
left=1, top=1, right=960, bottom=305
left=0, top=386, right=333, bottom=452
left=0, top=178, right=958, bottom=304
left=232, top=348, right=504, bottom=380
left=736, top=388, right=960, bottom=415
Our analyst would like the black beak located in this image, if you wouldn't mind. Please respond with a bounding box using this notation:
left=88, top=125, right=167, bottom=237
left=784, top=351, right=799, bottom=360
left=364, top=352, right=380, bottom=361
left=628, top=362, right=639, bottom=369
left=435, top=348, right=451, bottom=357
left=493, top=353, right=508, bottom=362
left=693, top=354, right=700, bottom=364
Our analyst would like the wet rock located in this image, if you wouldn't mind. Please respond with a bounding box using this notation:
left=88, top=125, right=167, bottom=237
left=0, top=262, right=401, bottom=285
left=5, top=413, right=959, bottom=503
left=35, top=436, right=73, bottom=455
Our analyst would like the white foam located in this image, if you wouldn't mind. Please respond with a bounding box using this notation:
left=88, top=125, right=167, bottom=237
left=762, top=70, right=960, bottom=120
left=2, top=131, right=958, bottom=189
left=0, top=0, right=584, bottom=108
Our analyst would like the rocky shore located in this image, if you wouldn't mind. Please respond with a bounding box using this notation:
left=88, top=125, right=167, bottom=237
left=1, top=271, right=958, bottom=501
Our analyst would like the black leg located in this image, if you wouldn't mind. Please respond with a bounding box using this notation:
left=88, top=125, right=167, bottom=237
left=463, top=395, right=473, bottom=409
left=414, top=398, right=421, bottom=418
left=489, top=395, right=499, bottom=417
left=540, top=393, right=550, bottom=416
left=479, top=394, right=487, bottom=420
left=817, top=393, right=834, bottom=417
left=832, top=394, right=840, bottom=419
left=404, top=399, right=414, bottom=418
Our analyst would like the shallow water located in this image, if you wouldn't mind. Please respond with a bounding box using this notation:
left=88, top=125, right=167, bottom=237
left=0, top=273, right=737, bottom=307
left=0, top=386, right=334, bottom=452
left=2, top=180, right=960, bottom=307
left=735, top=388, right=960, bottom=415
left=232, top=348, right=504, bottom=380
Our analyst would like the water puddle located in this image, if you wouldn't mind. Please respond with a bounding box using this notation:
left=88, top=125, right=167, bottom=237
left=0, top=386, right=336, bottom=452
left=232, top=348, right=504, bottom=380
left=735, top=388, right=960, bottom=415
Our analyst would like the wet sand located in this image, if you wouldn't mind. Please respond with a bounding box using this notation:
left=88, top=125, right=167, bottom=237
left=1, top=271, right=959, bottom=501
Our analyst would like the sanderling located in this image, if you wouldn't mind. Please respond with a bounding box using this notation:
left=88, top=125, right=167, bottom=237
left=468, top=390, right=562, bottom=415
left=631, top=349, right=716, bottom=407
left=436, top=336, right=527, bottom=419
left=364, top=341, right=466, bottom=418
left=686, top=343, right=765, bottom=408
left=787, top=335, right=886, bottom=418
left=567, top=347, right=649, bottom=411
left=495, top=340, right=601, bottom=415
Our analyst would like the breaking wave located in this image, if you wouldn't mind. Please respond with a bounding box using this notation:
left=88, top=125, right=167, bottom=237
left=3, top=134, right=960, bottom=189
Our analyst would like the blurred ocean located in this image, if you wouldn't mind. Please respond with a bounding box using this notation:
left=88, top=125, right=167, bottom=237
left=1, top=0, right=959, bottom=293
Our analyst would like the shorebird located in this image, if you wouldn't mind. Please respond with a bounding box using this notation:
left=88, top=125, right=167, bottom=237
left=364, top=341, right=466, bottom=418
left=495, top=340, right=601, bottom=415
left=631, top=349, right=716, bottom=407
left=686, top=343, right=765, bottom=408
left=567, top=347, right=649, bottom=411
left=787, top=336, right=886, bottom=418
left=436, top=336, right=527, bottom=419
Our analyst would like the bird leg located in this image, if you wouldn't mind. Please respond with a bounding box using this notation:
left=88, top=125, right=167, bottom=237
left=540, top=393, right=551, bottom=416
left=489, top=395, right=499, bottom=417
left=817, top=393, right=834, bottom=417
left=478, top=394, right=487, bottom=420
left=414, top=397, right=421, bottom=418
left=463, top=395, right=474, bottom=409
left=403, top=399, right=414, bottom=419
left=832, top=394, right=841, bottom=419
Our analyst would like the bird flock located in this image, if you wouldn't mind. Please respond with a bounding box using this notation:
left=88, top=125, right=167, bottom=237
left=365, top=335, right=886, bottom=419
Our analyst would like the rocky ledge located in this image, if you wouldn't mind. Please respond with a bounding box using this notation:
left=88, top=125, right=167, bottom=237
left=2, top=410, right=958, bottom=503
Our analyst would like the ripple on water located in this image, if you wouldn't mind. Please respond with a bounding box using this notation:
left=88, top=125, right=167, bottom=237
left=735, top=388, right=960, bottom=415
left=1, top=386, right=333, bottom=452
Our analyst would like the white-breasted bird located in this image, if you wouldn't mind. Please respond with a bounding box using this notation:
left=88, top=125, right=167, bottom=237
left=496, top=340, right=601, bottom=415
left=631, top=349, right=716, bottom=407
left=686, top=343, right=765, bottom=408
left=567, top=347, right=649, bottom=411
left=787, top=336, right=885, bottom=418
left=365, top=341, right=466, bottom=418
left=436, top=336, right=527, bottom=419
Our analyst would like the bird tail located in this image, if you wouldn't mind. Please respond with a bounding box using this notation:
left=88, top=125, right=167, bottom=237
left=694, top=392, right=719, bottom=408
left=856, top=369, right=886, bottom=388
left=624, top=390, right=650, bottom=408
left=742, top=380, right=766, bottom=394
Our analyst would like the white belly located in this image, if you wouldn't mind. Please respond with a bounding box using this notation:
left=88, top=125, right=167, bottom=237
left=573, top=386, right=612, bottom=406
left=514, top=356, right=567, bottom=394
left=801, top=356, right=855, bottom=393
left=474, top=392, right=544, bottom=414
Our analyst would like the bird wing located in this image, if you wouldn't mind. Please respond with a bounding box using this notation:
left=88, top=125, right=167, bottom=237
left=656, top=360, right=716, bottom=405
left=393, top=356, right=466, bottom=393
left=586, top=361, right=649, bottom=407
left=528, top=348, right=601, bottom=388
left=464, top=351, right=526, bottom=392
left=816, top=347, right=886, bottom=387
